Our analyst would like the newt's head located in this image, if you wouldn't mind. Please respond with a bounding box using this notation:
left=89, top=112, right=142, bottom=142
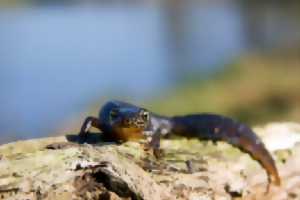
left=100, top=101, right=150, bottom=130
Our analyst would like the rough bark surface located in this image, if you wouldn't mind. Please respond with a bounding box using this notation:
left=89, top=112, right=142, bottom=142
left=0, top=123, right=300, bottom=200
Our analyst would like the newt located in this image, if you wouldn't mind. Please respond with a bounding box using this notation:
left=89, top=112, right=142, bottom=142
left=79, top=100, right=281, bottom=188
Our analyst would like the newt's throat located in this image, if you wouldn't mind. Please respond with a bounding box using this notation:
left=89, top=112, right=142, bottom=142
left=113, top=127, right=144, bottom=141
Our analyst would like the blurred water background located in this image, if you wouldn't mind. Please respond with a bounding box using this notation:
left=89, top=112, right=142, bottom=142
left=1, top=0, right=300, bottom=143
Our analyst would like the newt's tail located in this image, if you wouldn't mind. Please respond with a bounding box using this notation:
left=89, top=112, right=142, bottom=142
left=171, top=114, right=281, bottom=186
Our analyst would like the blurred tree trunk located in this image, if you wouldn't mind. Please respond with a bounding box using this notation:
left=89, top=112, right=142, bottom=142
left=161, top=0, right=186, bottom=81
left=239, top=1, right=300, bottom=50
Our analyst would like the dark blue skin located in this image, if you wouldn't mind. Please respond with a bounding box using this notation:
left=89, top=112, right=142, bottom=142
left=79, top=100, right=281, bottom=189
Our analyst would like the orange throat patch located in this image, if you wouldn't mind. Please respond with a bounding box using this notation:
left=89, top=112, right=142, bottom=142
left=113, top=127, right=144, bottom=141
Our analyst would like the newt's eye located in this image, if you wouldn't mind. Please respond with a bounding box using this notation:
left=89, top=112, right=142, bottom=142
left=109, top=109, right=118, bottom=120
left=141, top=111, right=150, bottom=121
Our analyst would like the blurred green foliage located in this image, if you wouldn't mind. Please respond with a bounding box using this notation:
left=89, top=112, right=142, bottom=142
left=147, top=53, right=300, bottom=125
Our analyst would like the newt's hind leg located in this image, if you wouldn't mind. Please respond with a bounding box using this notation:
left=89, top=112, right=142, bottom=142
left=79, top=116, right=102, bottom=139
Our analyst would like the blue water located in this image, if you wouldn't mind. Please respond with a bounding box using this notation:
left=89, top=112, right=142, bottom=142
left=0, top=4, right=247, bottom=143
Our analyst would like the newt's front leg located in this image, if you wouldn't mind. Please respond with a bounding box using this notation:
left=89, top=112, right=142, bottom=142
left=148, top=132, right=163, bottom=159
left=79, top=116, right=102, bottom=139
left=47, top=116, right=102, bottom=149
